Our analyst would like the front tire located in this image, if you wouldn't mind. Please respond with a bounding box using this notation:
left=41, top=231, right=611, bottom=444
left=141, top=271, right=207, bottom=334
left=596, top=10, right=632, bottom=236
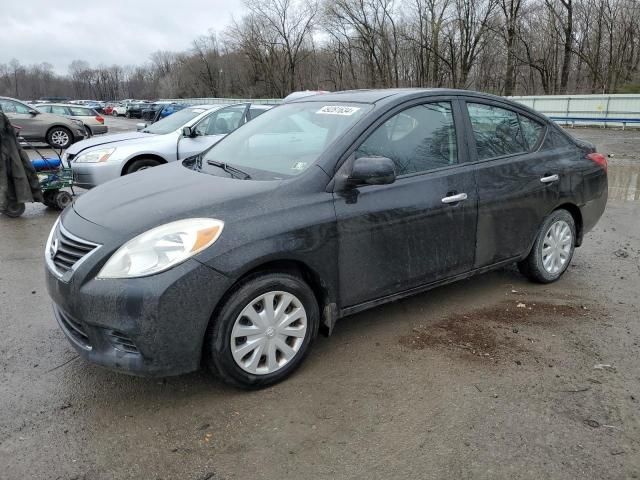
left=125, top=158, right=161, bottom=174
left=46, top=127, right=73, bottom=149
left=518, top=209, right=576, bottom=283
left=205, top=272, right=319, bottom=389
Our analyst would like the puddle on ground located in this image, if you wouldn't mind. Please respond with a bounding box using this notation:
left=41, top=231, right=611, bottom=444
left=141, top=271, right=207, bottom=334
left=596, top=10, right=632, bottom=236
left=399, top=300, right=600, bottom=362
left=608, top=164, right=640, bottom=202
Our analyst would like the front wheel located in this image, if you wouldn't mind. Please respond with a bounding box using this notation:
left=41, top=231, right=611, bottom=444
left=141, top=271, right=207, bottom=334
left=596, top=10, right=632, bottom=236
left=518, top=209, right=576, bottom=283
left=125, top=158, right=161, bottom=174
left=205, top=272, right=319, bottom=389
left=46, top=127, right=73, bottom=149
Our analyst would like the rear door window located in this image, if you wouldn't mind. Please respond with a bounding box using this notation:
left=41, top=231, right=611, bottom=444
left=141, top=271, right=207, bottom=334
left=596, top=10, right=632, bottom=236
left=51, top=106, right=69, bottom=115
left=467, top=103, right=527, bottom=160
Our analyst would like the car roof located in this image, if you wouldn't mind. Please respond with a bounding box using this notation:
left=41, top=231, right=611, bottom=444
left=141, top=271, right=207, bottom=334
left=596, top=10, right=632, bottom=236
left=37, top=103, right=93, bottom=108
left=288, top=88, right=513, bottom=105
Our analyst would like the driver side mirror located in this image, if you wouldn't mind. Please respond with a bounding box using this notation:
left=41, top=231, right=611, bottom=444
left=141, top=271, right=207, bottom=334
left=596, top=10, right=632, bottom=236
left=182, top=126, right=197, bottom=138
left=347, top=157, right=396, bottom=187
left=29, top=109, right=39, bottom=116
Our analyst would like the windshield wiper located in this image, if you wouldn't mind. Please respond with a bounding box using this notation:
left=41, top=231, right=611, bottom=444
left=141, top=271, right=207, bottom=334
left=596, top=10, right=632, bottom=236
left=206, top=159, right=252, bottom=180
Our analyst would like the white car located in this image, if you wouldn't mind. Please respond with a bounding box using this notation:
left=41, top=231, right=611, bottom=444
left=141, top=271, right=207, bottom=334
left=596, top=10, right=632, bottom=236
left=66, top=103, right=271, bottom=188
left=111, top=103, right=129, bottom=116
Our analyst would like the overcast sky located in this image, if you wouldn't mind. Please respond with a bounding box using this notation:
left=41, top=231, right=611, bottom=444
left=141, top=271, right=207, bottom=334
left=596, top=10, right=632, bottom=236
left=1, top=0, right=245, bottom=74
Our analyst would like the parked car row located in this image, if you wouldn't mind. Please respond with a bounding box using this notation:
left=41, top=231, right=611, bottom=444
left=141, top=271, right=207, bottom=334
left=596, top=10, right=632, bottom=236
left=35, top=103, right=107, bottom=137
left=66, top=102, right=272, bottom=187
left=45, top=89, right=607, bottom=390
left=0, top=96, right=87, bottom=148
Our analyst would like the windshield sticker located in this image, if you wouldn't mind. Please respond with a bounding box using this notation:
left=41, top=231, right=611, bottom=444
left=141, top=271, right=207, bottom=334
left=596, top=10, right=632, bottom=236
left=292, top=161, right=308, bottom=170
left=316, top=105, right=360, bottom=116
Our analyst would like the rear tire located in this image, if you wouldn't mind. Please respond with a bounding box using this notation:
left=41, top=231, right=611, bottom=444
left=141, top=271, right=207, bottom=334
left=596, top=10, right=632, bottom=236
left=518, top=209, right=576, bottom=283
left=125, top=158, right=162, bottom=174
left=204, top=272, right=319, bottom=389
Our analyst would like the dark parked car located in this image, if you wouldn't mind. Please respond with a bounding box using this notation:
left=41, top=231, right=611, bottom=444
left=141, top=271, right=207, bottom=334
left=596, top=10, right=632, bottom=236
left=142, top=103, right=187, bottom=123
left=125, top=102, right=151, bottom=118
left=45, top=89, right=607, bottom=388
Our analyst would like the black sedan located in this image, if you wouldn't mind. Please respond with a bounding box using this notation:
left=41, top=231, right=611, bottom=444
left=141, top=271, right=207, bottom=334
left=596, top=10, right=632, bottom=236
left=125, top=102, right=152, bottom=118
left=45, top=89, right=607, bottom=388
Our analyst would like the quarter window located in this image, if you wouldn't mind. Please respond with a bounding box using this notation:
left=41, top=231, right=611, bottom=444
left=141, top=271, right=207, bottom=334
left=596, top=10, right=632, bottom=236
left=519, top=115, right=544, bottom=149
left=356, top=102, right=458, bottom=176
left=467, top=103, right=526, bottom=160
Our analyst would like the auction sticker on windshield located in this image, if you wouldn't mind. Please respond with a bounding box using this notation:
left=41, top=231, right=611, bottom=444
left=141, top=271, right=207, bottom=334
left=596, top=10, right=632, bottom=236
left=316, top=106, right=361, bottom=116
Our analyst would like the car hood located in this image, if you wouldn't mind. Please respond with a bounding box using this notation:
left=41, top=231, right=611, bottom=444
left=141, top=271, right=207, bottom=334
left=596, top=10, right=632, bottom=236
left=72, top=161, right=280, bottom=236
left=66, top=131, right=157, bottom=155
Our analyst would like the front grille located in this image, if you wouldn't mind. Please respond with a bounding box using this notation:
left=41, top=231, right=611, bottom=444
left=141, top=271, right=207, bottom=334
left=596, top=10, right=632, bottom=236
left=51, top=225, right=98, bottom=274
left=107, top=330, right=139, bottom=354
left=57, top=308, right=92, bottom=349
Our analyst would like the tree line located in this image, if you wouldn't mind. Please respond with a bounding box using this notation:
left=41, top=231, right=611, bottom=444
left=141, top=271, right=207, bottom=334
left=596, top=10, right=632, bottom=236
left=1, top=0, right=639, bottom=101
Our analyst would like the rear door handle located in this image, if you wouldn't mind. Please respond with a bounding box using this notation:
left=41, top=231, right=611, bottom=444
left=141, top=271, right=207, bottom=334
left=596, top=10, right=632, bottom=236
left=441, top=193, right=468, bottom=204
left=540, top=174, right=559, bottom=183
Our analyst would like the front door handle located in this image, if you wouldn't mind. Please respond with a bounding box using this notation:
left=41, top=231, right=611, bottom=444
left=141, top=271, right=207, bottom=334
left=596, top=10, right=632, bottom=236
left=441, top=193, right=468, bottom=204
left=540, top=174, right=559, bottom=183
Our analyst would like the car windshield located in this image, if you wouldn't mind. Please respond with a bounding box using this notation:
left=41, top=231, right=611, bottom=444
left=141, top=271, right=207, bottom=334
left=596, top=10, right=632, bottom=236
left=200, top=102, right=371, bottom=179
left=143, top=107, right=211, bottom=134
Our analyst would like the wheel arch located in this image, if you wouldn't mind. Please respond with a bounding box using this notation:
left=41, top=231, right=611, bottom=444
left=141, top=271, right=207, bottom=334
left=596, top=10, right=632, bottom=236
left=554, top=203, right=584, bottom=246
left=121, top=154, right=167, bottom=175
left=210, top=258, right=337, bottom=341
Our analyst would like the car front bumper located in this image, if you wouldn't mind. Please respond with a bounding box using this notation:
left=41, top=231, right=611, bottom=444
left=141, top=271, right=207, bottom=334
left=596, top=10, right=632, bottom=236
left=45, top=212, right=232, bottom=377
left=71, top=161, right=124, bottom=188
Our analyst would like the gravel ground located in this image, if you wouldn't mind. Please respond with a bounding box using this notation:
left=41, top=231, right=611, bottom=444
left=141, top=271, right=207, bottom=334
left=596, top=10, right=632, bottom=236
left=1, top=128, right=639, bottom=479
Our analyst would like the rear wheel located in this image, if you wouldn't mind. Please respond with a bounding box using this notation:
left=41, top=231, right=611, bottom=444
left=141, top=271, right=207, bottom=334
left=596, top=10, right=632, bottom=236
left=518, top=209, right=576, bottom=283
left=112, top=110, right=118, bottom=117
left=125, top=158, right=162, bottom=174
left=125, top=111, right=131, bottom=118
left=205, top=272, right=319, bottom=389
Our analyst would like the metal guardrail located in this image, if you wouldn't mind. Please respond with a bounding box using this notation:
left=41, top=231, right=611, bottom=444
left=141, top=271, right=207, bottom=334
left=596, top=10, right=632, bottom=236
left=549, top=116, right=640, bottom=130
left=510, top=94, right=640, bottom=129
left=159, top=94, right=640, bottom=128
left=159, top=97, right=282, bottom=106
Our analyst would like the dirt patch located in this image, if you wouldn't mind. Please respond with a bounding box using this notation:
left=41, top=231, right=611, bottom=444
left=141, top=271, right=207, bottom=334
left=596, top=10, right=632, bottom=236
left=399, top=300, right=597, bottom=360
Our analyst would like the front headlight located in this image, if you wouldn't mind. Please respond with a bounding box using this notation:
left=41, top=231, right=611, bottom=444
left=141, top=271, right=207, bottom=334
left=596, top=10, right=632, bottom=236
left=97, top=218, right=224, bottom=279
left=74, top=148, right=116, bottom=163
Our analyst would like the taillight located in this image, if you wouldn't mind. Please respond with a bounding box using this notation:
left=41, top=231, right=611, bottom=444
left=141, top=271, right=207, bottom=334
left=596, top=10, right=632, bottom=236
left=587, top=152, right=607, bottom=172
left=96, top=116, right=104, bottom=124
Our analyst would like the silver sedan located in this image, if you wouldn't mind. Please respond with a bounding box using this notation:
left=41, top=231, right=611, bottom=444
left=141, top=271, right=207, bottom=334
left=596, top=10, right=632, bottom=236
left=67, top=103, right=271, bottom=188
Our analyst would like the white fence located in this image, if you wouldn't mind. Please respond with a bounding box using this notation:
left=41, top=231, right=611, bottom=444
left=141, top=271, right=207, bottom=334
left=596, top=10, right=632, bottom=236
left=161, top=93, right=640, bottom=128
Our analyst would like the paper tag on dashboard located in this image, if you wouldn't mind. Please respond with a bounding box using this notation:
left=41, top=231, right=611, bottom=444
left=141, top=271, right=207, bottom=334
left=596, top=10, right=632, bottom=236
left=316, top=106, right=360, bottom=116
